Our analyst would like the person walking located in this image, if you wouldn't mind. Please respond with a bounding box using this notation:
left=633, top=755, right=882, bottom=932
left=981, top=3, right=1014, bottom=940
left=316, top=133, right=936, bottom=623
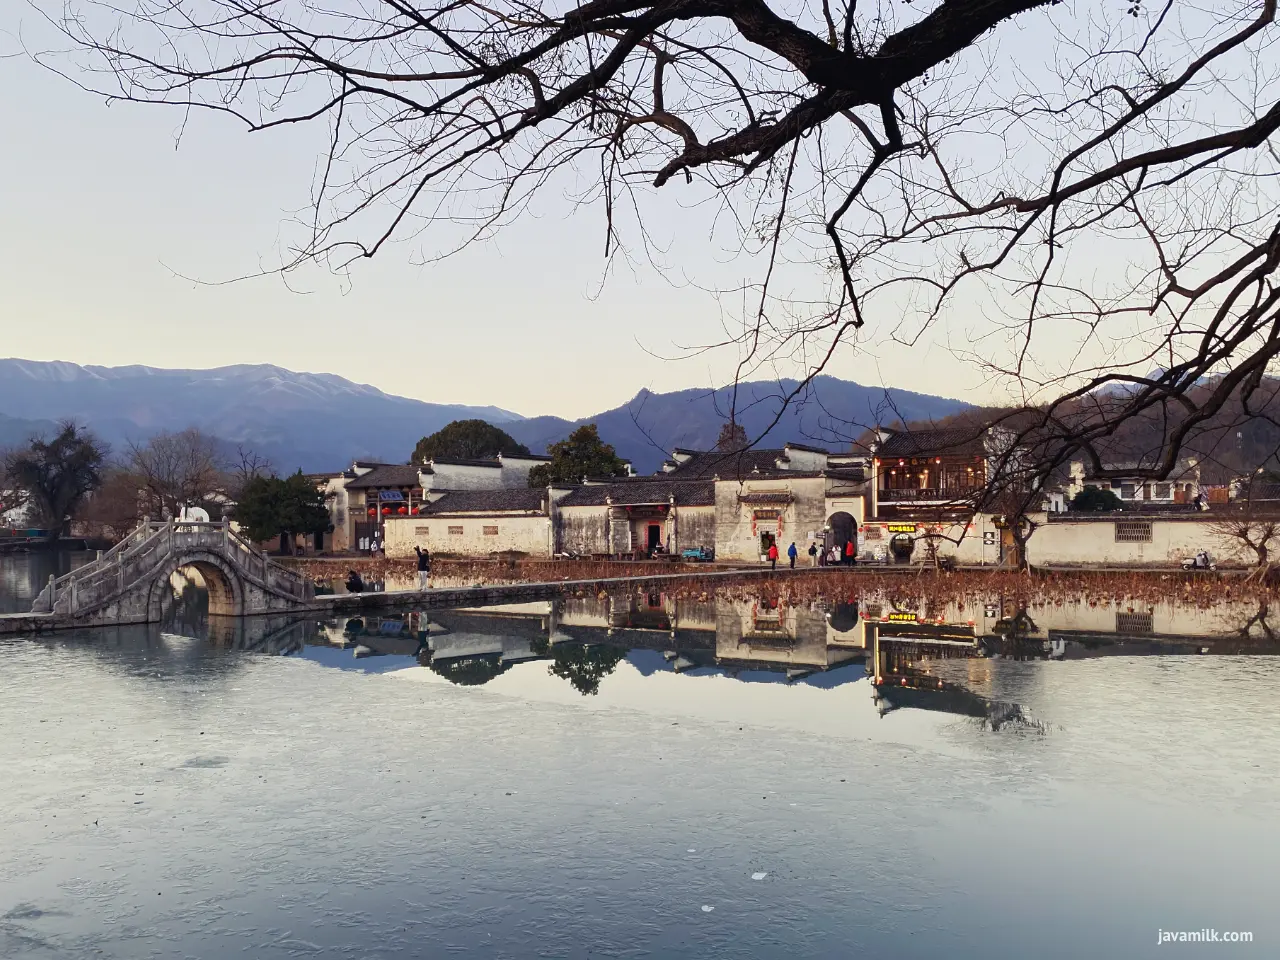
left=767, top=541, right=779, bottom=571
left=787, top=542, right=798, bottom=569
left=414, top=544, right=431, bottom=590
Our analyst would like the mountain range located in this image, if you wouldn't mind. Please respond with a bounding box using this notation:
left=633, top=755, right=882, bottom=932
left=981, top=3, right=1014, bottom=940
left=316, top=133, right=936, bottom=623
left=0, top=359, right=970, bottom=473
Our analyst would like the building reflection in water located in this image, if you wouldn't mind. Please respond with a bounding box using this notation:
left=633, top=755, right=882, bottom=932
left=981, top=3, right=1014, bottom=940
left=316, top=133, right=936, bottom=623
left=130, top=584, right=1280, bottom=725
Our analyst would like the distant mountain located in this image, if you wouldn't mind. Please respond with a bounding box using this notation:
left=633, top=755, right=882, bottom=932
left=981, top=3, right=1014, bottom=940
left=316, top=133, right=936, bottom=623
left=0, top=359, right=524, bottom=471
left=0, top=412, right=59, bottom=450
left=503, top=377, right=971, bottom=472
left=0, top=360, right=970, bottom=474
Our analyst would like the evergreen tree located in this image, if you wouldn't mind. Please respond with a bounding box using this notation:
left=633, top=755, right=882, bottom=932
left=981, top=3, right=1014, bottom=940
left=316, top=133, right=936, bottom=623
left=527, top=425, right=627, bottom=487
left=1070, top=487, right=1124, bottom=512
left=412, top=420, right=530, bottom=464
left=234, top=471, right=331, bottom=553
left=2, top=421, right=106, bottom=539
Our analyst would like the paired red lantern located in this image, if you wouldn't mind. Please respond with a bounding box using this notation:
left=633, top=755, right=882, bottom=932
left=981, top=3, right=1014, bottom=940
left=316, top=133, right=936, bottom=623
left=397, top=506, right=408, bottom=515
left=367, top=507, right=376, bottom=517
left=381, top=506, right=391, bottom=516
left=411, top=507, right=420, bottom=515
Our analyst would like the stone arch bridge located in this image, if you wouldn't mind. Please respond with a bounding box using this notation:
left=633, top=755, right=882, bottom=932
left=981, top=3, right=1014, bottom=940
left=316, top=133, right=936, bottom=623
left=31, top=520, right=315, bottom=625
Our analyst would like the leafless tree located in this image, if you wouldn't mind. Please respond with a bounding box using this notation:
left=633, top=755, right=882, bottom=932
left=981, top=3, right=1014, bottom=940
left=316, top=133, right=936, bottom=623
left=226, top=444, right=275, bottom=499
left=1209, top=495, right=1280, bottom=576
left=34, top=0, right=1280, bottom=494
left=74, top=466, right=146, bottom=541
left=126, top=428, right=227, bottom=517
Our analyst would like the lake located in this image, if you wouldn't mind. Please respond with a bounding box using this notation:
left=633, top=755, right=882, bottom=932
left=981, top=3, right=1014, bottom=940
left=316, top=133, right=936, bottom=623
left=2, top=553, right=1277, bottom=957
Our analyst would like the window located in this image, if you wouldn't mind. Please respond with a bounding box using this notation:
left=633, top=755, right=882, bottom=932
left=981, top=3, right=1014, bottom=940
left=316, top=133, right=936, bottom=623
left=448, top=525, right=464, bottom=536
left=483, top=526, right=499, bottom=536
left=415, top=526, right=429, bottom=536
left=1114, top=520, right=1152, bottom=543
left=1116, top=611, right=1154, bottom=634
left=1154, top=483, right=1172, bottom=499
left=1120, top=483, right=1136, bottom=500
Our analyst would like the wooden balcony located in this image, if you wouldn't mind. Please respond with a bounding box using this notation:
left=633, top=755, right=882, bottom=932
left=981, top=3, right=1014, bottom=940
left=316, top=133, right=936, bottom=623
left=877, top=486, right=983, bottom=503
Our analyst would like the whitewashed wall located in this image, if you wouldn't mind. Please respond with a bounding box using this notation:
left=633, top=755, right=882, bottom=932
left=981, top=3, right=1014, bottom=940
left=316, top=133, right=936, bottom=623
left=383, top=514, right=552, bottom=558
left=1026, top=518, right=1253, bottom=568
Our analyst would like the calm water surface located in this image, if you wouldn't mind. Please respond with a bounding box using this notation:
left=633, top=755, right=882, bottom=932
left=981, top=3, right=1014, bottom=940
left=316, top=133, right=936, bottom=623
left=2, top=554, right=1278, bottom=958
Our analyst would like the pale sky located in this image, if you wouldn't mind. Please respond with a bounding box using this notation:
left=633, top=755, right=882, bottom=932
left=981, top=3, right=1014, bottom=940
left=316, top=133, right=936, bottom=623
left=0, top=3, right=1234, bottom=420
left=0, top=7, right=985, bottom=421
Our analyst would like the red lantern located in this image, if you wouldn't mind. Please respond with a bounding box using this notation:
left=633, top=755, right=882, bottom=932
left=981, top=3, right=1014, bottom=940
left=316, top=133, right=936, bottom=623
left=382, top=506, right=391, bottom=516
left=397, top=506, right=408, bottom=515
left=367, top=507, right=376, bottom=517
left=411, top=507, right=420, bottom=515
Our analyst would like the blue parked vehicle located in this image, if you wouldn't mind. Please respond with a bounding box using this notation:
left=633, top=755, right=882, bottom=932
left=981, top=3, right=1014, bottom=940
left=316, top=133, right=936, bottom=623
left=681, top=546, right=715, bottom=562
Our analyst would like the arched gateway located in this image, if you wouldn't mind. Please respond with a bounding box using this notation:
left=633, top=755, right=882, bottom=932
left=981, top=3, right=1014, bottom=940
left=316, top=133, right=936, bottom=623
left=31, top=519, right=314, bottom=626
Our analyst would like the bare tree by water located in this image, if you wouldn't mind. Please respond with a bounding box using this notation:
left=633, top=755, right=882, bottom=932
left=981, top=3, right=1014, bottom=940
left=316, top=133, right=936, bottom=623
left=1, top=421, right=107, bottom=540
left=1210, top=504, right=1280, bottom=578
left=38, top=0, right=1280, bottom=500
left=126, top=428, right=227, bottom=518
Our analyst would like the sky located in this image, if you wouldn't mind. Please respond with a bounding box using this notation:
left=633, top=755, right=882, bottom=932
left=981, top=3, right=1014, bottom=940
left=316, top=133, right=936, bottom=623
left=0, top=3, right=1237, bottom=421
left=0, top=6, right=982, bottom=420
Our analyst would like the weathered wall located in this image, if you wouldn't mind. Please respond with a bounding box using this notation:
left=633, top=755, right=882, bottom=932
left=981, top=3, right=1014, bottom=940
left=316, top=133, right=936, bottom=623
left=555, top=507, right=611, bottom=556
left=715, top=477, right=832, bottom=562
left=383, top=514, right=551, bottom=559
left=425, top=463, right=505, bottom=491
left=858, top=514, right=1003, bottom=565
left=1026, top=518, right=1253, bottom=568
left=674, top=507, right=715, bottom=553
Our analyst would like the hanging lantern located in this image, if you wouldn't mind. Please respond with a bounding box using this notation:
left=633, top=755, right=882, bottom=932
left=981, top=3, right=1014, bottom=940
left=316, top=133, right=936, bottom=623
left=411, top=507, right=420, bottom=515
left=367, top=507, right=376, bottom=517
left=381, top=506, right=391, bottom=516
left=397, top=506, right=408, bottom=515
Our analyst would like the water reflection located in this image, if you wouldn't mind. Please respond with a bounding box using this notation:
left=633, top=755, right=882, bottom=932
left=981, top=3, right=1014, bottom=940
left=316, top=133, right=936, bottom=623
left=13, top=554, right=1280, bottom=731
left=69, top=587, right=1270, bottom=736
left=0, top=550, right=94, bottom=613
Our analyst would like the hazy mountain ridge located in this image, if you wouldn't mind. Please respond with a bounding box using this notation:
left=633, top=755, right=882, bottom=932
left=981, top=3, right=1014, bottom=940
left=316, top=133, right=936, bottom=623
left=0, top=359, right=970, bottom=473
left=496, top=377, right=970, bottom=471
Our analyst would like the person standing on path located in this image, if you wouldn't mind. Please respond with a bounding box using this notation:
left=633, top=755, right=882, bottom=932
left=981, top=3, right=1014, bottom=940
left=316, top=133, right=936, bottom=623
left=767, top=542, right=779, bottom=571
left=808, top=542, right=818, bottom=567
left=787, top=542, right=798, bottom=569
left=414, top=544, right=431, bottom=590
left=846, top=538, right=856, bottom=566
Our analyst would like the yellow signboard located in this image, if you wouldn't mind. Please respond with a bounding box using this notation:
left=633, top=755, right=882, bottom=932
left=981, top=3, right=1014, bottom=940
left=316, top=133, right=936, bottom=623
left=886, top=612, right=919, bottom=622
left=885, top=523, right=918, bottom=534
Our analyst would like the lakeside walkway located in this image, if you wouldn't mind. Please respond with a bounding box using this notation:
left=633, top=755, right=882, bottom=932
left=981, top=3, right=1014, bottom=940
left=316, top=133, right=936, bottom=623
left=0, top=564, right=842, bottom=636
left=1, top=561, right=1248, bottom=638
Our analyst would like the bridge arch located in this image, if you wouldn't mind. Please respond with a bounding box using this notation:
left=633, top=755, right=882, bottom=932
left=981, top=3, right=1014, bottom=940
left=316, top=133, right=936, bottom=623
left=146, top=550, right=245, bottom=620
left=33, top=520, right=315, bottom=624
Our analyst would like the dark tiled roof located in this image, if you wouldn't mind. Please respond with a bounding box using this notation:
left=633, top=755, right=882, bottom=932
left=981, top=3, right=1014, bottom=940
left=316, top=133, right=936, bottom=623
left=782, top=441, right=830, bottom=454
left=1241, top=483, right=1280, bottom=501
left=876, top=429, right=984, bottom=458
left=825, top=467, right=867, bottom=482
left=1086, top=459, right=1198, bottom=476
left=344, top=464, right=424, bottom=489
left=558, top=480, right=715, bottom=508
left=500, top=453, right=552, bottom=462
left=418, top=489, right=547, bottom=515
left=664, top=449, right=795, bottom=479
left=429, top=457, right=502, bottom=468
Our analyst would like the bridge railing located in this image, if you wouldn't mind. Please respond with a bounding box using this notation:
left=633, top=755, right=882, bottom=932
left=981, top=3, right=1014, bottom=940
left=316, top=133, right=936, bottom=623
left=33, top=517, right=312, bottom=615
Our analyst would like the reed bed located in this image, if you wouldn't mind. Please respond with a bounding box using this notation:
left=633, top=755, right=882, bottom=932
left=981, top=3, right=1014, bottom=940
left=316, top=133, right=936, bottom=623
left=281, top=557, right=1277, bottom=608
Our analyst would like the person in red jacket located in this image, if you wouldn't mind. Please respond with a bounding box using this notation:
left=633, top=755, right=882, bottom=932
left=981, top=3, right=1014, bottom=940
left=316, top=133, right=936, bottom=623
left=767, top=541, right=779, bottom=571
left=845, top=539, right=856, bottom=566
